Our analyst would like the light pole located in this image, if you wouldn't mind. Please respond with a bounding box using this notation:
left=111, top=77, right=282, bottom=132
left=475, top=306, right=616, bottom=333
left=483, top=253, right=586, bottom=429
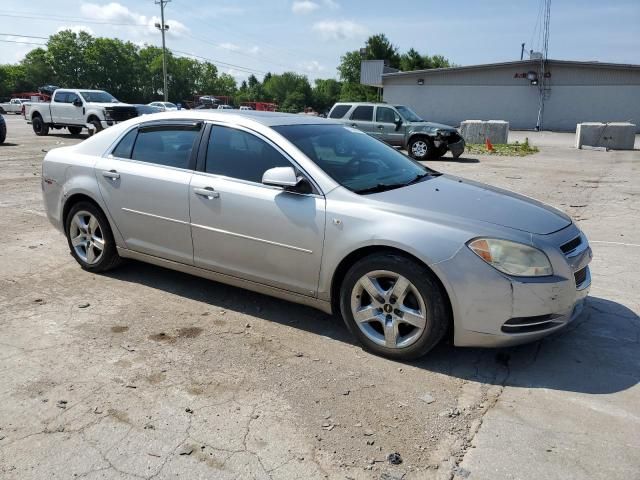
left=154, top=0, right=171, bottom=101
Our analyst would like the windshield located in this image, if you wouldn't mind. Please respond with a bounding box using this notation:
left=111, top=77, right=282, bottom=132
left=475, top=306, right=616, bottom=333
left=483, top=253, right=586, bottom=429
left=164, top=102, right=177, bottom=108
left=273, top=124, right=437, bottom=194
left=79, top=91, right=119, bottom=103
left=395, top=105, right=423, bottom=122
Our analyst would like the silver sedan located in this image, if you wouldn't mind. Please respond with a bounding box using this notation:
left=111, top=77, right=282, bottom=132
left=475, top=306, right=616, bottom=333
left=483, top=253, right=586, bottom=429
left=41, top=111, right=592, bottom=359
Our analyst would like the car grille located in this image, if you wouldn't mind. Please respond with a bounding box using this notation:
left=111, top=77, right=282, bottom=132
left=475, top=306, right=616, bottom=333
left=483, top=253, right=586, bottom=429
left=574, top=267, right=588, bottom=287
left=560, top=236, right=582, bottom=254
left=105, top=106, right=139, bottom=122
left=447, top=132, right=462, bottom=143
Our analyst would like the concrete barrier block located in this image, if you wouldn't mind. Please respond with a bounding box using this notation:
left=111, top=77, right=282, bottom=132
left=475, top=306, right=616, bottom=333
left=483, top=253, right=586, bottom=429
left=460, top=120, right=509, bottom=144
left=576, top=122, right=636, bottom=150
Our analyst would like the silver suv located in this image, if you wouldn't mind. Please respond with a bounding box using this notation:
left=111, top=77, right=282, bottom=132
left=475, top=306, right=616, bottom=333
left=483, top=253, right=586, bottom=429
left=328, top=102, right=465, bottom=160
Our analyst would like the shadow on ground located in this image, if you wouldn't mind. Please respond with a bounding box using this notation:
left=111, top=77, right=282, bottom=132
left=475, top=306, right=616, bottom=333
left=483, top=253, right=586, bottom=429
left=107, top=261, right=639, bottom=396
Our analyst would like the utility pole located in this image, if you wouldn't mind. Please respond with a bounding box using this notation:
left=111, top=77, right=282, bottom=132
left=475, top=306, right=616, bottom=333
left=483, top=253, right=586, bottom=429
left=155, top=0, right=171, bottom=101
left=520, top=43, right=525, bottom=60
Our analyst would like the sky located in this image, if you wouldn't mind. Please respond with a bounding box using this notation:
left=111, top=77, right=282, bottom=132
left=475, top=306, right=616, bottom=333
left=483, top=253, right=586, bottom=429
left=1, top=0, right=639, bottom=83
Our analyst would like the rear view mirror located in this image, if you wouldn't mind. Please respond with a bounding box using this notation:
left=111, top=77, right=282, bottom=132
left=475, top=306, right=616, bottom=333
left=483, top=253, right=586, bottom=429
left=394, top=116, right=403, bottom=131
left=73, top=99, right=82, bottom=107
left=262, top=166, right=300, bottom=188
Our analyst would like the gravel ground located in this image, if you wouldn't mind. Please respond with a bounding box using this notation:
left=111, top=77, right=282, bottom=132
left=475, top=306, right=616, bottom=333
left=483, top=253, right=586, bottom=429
left=0, top=115, right=638, bottom=479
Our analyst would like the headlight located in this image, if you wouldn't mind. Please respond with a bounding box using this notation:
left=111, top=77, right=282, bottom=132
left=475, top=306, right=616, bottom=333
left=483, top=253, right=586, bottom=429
left=103, top=109, right=112, bottom=120
left=468, top=238, right=553, bottom=277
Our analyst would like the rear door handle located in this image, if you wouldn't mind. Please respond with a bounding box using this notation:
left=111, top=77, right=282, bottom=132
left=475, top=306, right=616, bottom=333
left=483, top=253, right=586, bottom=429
left=350, top=123, right=358, bottom=127
left=102, top=170, right=120, bottom=180
left=377, top=125, right=385, bottom=130
left=193, top=187, right=220, bottom=199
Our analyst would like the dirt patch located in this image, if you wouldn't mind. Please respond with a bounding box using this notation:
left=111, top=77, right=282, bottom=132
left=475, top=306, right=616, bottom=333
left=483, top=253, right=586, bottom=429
left=177, top=327, right=203, bottom=338
left=146, top=372, right=166, bottom=384
left=148, top=332, right=176, bottom=343
left=111, top=325, right=129, bottom=333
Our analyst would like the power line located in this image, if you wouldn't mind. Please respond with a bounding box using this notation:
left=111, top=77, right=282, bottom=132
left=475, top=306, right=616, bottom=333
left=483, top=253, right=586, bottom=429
left=0, top=39, right=46, bottom=46
left=170, top=48, right=267, bottom=75
left=0, top=12, right=149, bottom=27
left=0, top=32, right=49, bottom=40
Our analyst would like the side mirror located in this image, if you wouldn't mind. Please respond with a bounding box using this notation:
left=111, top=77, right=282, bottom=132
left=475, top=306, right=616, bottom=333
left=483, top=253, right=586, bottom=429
left=73, top=99, right=83, bottom=107
left=262, top=166, right=300, bottom=189
left=394, top=116, right=403, bottom=131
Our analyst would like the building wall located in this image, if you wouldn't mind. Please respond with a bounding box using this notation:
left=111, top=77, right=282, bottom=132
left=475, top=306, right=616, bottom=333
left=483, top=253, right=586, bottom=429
left=382, top=62, right=640, bottom=132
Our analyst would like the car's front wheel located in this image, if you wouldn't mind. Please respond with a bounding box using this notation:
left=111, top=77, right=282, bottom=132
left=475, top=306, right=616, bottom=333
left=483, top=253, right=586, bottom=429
left=340, top=253, right=449, bottom=360
left=65, top=202, right=121, bottom=272
left=408, top=136, right=433, bottom=160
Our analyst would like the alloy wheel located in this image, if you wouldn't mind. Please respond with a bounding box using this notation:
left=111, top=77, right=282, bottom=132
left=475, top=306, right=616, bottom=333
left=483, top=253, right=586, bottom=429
left=69, top=210, right=105, bottom=265
left=411, top=140, right=428, bottom=158
left=350, top=270, right=427, bottom=349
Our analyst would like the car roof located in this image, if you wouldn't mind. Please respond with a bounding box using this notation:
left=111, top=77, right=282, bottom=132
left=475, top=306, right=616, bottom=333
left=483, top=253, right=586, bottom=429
left=136, top=110, right=340, bottom=127
left=333, top=102, right=393, bottom=107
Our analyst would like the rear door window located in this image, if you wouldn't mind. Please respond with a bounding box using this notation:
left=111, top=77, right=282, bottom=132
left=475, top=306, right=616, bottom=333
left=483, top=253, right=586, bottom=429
left=53, top=92, right=68, bottom=103
left=329, top=104, right=352, bottom=119
left=112, top=129, right=138, bottom=159
left=130, top=125, right=201, bottom=169
left=350, top=106, right=374, bottom=121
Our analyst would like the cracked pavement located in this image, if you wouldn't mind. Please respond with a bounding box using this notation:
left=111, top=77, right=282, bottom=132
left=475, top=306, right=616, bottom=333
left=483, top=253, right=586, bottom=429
left=0, top=117, right=639, bottom=479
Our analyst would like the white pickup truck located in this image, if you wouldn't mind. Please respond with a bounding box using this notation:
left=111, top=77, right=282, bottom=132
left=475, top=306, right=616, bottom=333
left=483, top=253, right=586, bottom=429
left=25, top=89, right=138, bottom=136
left=0, top=98, right=30, bottom=114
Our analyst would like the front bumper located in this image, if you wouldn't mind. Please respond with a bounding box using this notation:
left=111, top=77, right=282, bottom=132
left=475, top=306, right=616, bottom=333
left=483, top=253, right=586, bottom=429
left=432, top=225, right=592, bottom=348
left=447, top=139, right=465, bottom=158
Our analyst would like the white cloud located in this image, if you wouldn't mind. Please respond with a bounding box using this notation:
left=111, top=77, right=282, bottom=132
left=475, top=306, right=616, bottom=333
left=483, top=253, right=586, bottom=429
left=56, top=25, right=95, bottom=36
left=219, top=42, right=260, bottom=55
left=292, top=0, right=339, bottom=14
left=301, top=60, right=325, bottom=73
left=292, top=1, right=319, bottom=14
left=312, top=20, right=367, bottom=40
left=80, top=2, right=188, bottom=38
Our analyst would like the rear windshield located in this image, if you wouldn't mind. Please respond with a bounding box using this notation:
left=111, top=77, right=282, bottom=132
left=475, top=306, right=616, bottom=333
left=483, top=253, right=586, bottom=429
left=329, top=104, right=351, bottom=119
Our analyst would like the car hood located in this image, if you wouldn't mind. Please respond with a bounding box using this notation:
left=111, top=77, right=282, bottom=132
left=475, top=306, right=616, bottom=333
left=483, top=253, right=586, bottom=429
left=369, top=175, right=572, bottom=235
left=406, top=121, right=458, bottom=133
left=88, top=102, right=134, bottom=108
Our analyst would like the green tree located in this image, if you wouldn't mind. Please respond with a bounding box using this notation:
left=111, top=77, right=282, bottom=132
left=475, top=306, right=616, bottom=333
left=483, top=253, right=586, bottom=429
left=399, top=48, right=425, bottom=71
left=264, top=72, right=311, bottom=111
left=21, top=48, right=55, bottom=90
left=311, top=78, right=341, bottom=112
left=46, top=30, right=93, bottom=87
left=364, top=33, right=400, bottom=68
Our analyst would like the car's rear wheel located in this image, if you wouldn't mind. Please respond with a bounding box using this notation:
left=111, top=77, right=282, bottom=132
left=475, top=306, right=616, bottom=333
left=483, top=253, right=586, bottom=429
left=65, top=202, right=121, bottom=272
left=340, top=253, right=449, bottom=360
left=68, top=126, right=83, bottom=135
left=408, top=136, right=433, bottom=160
left=32, top=115, right=49, bottom=136
left=0, top=121, right=6, bottom=144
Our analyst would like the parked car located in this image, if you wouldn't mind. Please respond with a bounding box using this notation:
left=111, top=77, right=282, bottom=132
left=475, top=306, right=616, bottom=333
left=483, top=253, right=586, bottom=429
left=25, top=89, right=138, bottom=136
left=41, top=111, right=591, bottom=360
left=328, top=102, right=465, bottom=160
left=148, top=101, right=178, bottom=111
left=217, top=104, right=234, bottom=110
left=134, top=104, right=163, bottom=116
left=0, top=98, right=30, bottom=114
left=0, top=114, right=6, bottom=144
left=239, top=106, right=253, bottom=111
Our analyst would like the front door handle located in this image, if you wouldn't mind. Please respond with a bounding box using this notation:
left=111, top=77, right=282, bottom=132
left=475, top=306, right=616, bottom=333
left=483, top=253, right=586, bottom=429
left=350, top=123, right=358, bottom=128
left=377, top=125, right=385, bottom=130
left=193, top=187, right=220, bottom=199
left=102, top=170, right=120, bottom=180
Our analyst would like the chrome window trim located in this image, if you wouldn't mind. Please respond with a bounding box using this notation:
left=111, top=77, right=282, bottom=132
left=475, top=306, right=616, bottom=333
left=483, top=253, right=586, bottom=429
left=121, top=208, right=189, bottom=225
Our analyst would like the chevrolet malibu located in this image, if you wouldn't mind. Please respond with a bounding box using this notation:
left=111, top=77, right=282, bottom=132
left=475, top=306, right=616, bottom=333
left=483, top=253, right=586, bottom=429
left=42, top=111, right=592, bottom=360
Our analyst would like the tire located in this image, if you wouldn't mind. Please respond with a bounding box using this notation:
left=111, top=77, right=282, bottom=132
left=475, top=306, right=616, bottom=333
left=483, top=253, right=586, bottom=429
left=408, top=136, right=434, bottom=161
left=433, top=145, right=448, bottom=159
left=90, top=119, right=103, bottom=135
left=0, top=121, right=6, bottom=144
left=68, top=126, right=83, bottom=135
left=65, top=201, right=121, bottom=273
left=32, top=115, right=49, bottom=136
left=339, top=253, right=449, bottom=360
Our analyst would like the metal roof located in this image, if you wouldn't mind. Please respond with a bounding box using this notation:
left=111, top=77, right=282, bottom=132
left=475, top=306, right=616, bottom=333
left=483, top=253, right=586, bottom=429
left=382, top=59, right=640, bottom=78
